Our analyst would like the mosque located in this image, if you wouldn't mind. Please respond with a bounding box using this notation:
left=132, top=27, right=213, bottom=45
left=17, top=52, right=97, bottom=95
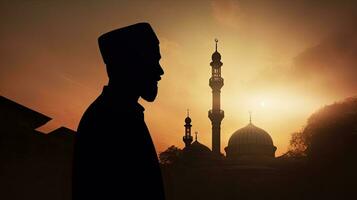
left=179, top=39, right=277, bottom=165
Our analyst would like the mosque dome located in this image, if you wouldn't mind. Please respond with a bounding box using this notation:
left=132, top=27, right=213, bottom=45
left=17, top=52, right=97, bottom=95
left=225, top=123, right=277, bottom=158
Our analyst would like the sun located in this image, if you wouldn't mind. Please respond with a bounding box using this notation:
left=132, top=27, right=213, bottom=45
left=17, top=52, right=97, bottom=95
left=260, top=101, right=266, bottom=107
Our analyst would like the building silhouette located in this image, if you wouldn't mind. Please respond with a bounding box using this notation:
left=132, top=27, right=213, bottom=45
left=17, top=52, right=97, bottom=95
left=161, top=40, right=357, bottom=200
left=162, top=40, right=283, bottom=200
left=179, top=40, right=277, bottom=164
left=0, top=96, right=75, bottom=200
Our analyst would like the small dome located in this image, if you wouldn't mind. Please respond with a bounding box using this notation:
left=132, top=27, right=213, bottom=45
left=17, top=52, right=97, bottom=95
left=212, top=51, right=221, bottom=61
left=184, top=141, right=211, bottom=154
left=188, top=141, right=211, bottom=153
left=225, top=123, right=276, bottom=158
left=185, top=116, right=191, bottom=124
left=183, top=140, right=211, bottom=156
left=182, top=140, right=213, bottom=163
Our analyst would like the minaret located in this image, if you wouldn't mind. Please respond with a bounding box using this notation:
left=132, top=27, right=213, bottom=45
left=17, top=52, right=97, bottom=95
left=183, top=109, right=193, bottom=147
left=208, top=39, right=224, bottom=155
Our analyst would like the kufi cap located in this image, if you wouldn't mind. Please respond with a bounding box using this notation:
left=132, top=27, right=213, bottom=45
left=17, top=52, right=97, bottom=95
left=98, top=22, right=159, bottom=64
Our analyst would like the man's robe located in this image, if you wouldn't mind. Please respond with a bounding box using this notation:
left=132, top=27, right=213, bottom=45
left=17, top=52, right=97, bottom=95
left=72, top=86, right=165, bottom=199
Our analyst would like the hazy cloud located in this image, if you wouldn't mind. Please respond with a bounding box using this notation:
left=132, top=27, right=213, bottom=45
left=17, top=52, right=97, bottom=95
left=211, top=0, right=242, bottom=29
left=293, top=26, right=357, bottom=94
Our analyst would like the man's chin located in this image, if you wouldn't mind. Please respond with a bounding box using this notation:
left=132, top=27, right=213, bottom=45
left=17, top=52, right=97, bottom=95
left=141, top=88, right=158, bottom=102
left=141, top=96, right=156, bottom=102
left=141, top=93, right=157, bottom=102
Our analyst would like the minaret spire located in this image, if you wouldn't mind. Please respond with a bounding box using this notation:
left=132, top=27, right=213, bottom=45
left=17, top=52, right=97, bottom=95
left=249, top=111, right=252, bottom=124
left=195, top=131, right=198, bottom=141
left=183, top=109, right=193, bottom=147
left=208, top=38, right=224, bottom=156
left=215, top=38, right=218, bottom=51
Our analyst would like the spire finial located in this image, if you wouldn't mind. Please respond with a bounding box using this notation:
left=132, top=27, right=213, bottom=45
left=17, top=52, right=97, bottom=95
left=214, top=38, right=218, bottom=51
left=249, top=111, right=252, bottom=124
left=195, top=131, right=198, bottom=141
left=187, top=109, right=190, bottom=117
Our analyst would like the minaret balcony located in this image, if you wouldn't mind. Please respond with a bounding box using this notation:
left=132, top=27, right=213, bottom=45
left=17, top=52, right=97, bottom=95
left=183, top=135, right=193, bottom=142
left=210, top=61, right=223, bottom=68
left=209, top=77, right=224, bottom=88
left=208, top=109, right=224, bottom=122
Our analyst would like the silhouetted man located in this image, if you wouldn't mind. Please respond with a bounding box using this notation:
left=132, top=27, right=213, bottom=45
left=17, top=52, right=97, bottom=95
left=73, top=23, right=165, bottom=199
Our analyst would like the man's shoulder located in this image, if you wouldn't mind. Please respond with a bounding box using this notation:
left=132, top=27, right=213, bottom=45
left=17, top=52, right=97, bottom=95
left=78, top=95, right=144, bottom=128
left=77, top=96, right=105, bottom=131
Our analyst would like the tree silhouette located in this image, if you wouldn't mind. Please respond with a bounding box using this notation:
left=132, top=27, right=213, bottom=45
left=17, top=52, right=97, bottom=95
left=159, top=145, right=182, bottom=165
left=288, top=97, right=357, bottom=161
left=285, top=97, right=357, bottom=198
left=286, top=131, right=307, bottom=157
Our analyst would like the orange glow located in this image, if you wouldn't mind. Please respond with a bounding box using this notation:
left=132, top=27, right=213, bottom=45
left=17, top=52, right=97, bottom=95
left=1, top=1, right=356, bottom=156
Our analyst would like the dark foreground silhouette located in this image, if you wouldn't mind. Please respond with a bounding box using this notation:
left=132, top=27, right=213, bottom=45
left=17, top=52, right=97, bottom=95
left=2, top=95, right=357, bottom=200
left=72, top=23, right=165, bottom=199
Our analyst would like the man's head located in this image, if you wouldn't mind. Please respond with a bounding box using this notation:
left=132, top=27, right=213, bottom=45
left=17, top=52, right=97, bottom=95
left=98, top=23, right=164, bottom=102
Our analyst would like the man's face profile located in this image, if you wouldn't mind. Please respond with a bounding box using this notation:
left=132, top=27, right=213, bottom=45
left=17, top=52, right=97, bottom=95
left=98, top=23, right=163, bottom=102
left=139, top=44, right=164, bottom=102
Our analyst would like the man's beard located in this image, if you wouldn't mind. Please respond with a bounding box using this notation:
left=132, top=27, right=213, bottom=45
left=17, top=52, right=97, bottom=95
left=140, top=82, right=158, bottom=102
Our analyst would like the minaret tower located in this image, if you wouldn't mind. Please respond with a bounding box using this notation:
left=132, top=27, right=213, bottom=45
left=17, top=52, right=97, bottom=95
left=208, top=39, right=224, bottom=155
left=183, top=109, right=193, bottom=147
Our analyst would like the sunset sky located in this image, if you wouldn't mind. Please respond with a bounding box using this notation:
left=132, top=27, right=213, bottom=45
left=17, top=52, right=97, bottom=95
left=1, top=0, right=357, bottom=156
